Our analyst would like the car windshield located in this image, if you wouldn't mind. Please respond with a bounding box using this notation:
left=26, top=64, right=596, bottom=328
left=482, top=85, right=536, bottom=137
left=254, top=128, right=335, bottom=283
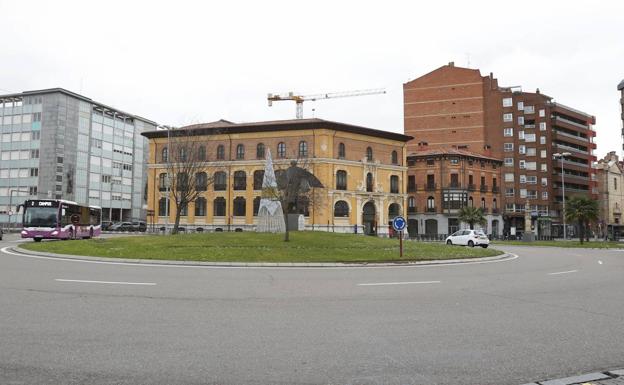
left=23, top=207, right=58, bottom=227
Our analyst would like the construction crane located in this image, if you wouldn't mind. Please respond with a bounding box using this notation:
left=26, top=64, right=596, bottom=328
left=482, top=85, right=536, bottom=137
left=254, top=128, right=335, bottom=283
left=267, top=88, right=386, bottom=119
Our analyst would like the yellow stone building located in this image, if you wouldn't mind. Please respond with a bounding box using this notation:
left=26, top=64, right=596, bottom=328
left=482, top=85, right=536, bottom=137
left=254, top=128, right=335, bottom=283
left=142, top=119, right=412, bottom=236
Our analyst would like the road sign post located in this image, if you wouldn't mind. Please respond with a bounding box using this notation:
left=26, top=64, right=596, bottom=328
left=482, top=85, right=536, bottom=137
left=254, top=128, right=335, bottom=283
left=392, top=216, right=407, bottom=259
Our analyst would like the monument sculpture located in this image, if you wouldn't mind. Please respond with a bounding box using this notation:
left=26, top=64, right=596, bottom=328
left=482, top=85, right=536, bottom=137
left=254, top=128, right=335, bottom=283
left=256, top=149, right=286, bottom=233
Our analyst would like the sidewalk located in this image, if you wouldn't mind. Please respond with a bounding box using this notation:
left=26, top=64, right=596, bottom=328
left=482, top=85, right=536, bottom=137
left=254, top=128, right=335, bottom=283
left=523, top=368, right=624, bottom=385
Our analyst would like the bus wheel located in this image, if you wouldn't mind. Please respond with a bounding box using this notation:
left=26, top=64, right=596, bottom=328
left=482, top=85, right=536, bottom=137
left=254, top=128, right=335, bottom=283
left=34, top=238, right=42, bottom=242
left=89, top=228, right=94, bottom=238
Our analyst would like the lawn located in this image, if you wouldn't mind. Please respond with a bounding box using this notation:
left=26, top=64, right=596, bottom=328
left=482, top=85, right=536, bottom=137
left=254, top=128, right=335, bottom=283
left=492, top=240, right=624, bottom=249
left=20, top=232, right=502, bottom=263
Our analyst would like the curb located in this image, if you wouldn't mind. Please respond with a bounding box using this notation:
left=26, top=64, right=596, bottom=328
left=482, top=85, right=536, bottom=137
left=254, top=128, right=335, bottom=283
left=10, top=246, right=516, bottom=268
left=522, top=368, right=623, bottom=385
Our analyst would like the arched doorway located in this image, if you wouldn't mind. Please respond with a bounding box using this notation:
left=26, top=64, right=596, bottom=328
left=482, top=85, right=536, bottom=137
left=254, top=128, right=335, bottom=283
left=492, top=220, right=499, bottom=238
left=425, top=219, right=438, bottom=236
left=407, top=219, right=418, bottom=238
left=362, top=201, right=376, bottom=236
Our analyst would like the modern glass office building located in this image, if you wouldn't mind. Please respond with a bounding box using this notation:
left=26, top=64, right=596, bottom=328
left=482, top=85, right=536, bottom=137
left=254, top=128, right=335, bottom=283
left=0, top=88, right=157, bottom=226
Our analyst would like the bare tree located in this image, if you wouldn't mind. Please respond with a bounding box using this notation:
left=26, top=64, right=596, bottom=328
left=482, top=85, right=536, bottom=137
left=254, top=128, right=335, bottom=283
left=165, top=128, right=213, bottom=234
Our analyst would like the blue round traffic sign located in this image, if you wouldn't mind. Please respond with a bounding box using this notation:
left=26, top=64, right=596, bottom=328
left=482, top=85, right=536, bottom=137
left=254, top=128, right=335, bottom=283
left=392, top=216, right=406, bottom=232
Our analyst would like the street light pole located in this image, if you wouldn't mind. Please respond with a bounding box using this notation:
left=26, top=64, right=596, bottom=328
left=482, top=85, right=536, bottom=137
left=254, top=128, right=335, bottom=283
left=553, top=152, right=572, bottom=240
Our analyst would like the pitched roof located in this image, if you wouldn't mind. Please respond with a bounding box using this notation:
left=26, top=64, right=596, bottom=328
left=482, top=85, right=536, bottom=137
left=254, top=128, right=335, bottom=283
left=407, top=148, right=502, bottom=162
left=142, top=118, right=413, bottom=142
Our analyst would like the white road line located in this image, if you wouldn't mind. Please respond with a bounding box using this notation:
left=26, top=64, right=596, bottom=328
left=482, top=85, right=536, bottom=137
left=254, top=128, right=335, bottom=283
left=1, top=247, right=518, bottom=270
left=358, top=280, right=441, bottom=286
left=548, top=270, right=578, bottom=276
left=598, top=260, right=603, bottom=265
left=55, top=279, right=156, bottom=286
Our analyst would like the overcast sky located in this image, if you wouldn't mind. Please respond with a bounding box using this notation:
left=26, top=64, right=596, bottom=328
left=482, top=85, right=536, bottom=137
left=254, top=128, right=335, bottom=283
left=1, top=0, right=622, bottom=156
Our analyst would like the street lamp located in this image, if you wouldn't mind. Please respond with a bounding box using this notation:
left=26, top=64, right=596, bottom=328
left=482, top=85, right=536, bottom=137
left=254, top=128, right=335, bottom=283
left=160, top=125, right=175, bottom=233
left=553, top=152, right=572, bottom=240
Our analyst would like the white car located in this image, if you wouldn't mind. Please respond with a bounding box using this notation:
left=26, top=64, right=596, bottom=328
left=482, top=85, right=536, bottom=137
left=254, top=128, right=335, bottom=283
left=445, top=229, right=490, bottom=248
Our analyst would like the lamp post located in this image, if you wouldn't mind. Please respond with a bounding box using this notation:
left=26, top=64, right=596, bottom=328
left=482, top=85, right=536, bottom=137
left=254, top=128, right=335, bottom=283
left=553, top=152, right=572, bottom=240
left=160, top=125, right=174, bottom=233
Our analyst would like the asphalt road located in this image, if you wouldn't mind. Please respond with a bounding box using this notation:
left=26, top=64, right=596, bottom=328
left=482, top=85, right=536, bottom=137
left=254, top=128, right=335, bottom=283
left=1, top=239, right=623, bottom=385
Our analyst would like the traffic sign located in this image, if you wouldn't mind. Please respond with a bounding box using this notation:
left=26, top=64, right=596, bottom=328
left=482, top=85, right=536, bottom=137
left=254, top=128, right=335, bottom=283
left=8, top=210, right=13, bottom=216
left=392, top=216, right=406, bottom=232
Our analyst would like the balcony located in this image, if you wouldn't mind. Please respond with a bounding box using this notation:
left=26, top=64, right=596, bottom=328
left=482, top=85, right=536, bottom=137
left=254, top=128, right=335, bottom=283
left=425, top=183, right=437, bottom=191
left=425, top=207, right=436, bottom=213
left=554, top=130, right=589, bottom=142
left=491, top=208, right=500, bottom=214
left=553, top=115, right=589, bottom=130
left=408, top=206, right=417, bottom=214
left=449, top=182, right=460, bottom=189
left=492, top=186, right=500, bottom=193
left=480, top=184, right=488, bottom=192
left=555, top=143, right=589, bottom=155
left=407, top=184, right=417, bottom=193
left=467, top=184, right=476, bottom=191
left=524, top=124, right=536, bottom=129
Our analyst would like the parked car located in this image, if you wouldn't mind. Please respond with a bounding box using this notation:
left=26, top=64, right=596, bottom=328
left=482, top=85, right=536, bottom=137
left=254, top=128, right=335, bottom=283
left=131, top=221, right=147, bottom=232
left=0, top=228, right=3, bottom=240
left=445, top=229, right=490, bottom=248
left=110, top=222, right=134, bottom=232
left=101, top=221, right=114, bottom=231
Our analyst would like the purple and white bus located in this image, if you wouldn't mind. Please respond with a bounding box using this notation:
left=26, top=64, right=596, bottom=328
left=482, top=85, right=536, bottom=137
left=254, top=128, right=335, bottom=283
left=21, top=199, right=102, bottom=242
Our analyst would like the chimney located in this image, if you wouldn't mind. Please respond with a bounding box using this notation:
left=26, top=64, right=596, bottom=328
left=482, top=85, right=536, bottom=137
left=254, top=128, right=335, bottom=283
left=448, top=61, right=454, bottom=67
left=489, top=72, right=493, bottom=80
left=536, top=88, right=540, bottom=94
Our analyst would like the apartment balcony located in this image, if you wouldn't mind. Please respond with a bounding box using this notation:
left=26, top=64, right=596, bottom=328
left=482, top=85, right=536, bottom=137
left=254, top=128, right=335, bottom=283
left=407, top=184, right=417, bottom=193
left=553, top=130, right=589, bottom=143
left=480, top=184, right=488, bottom=192
left=407, top=206, right=417, bottom=214
left=425, top=183, right=437, bottom=191
left=524, top=124, right=536, bottom=129
left=425, top=207, right=436, bottom=213
left=555, top=143, right=589, bottom=155
left=467, top=184, right=476, bottom=191
left=491, top=208, right=500, bottom=214
left=552, top=115, right=590, bottom=130
left=492, top=186, right=500, bottom=193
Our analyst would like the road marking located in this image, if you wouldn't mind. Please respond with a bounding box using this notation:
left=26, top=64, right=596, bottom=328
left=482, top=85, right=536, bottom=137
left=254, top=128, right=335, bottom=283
left=55, top=279, right=156, bottom=286
left=358, top=280, right=441, bottom=286
left=598, top=260, right=603, bottom=265
left=548, top=270, right=578, bottom=275
left=1, top=247, right=518, bottom=270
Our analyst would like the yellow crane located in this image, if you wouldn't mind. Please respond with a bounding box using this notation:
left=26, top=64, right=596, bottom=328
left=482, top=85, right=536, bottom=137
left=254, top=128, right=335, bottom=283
left=267, top=88, right=386, bottom=119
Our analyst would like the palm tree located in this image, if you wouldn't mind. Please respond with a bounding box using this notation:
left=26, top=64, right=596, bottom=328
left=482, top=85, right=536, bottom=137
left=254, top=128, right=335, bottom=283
left=564, top=196, right=598, bottom=244
left=458, top=206, right=487, bottom=230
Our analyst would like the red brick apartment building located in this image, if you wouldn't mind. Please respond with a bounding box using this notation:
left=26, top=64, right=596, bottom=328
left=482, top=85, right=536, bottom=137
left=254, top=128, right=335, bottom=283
left=404, top=63, right=597, bottom=238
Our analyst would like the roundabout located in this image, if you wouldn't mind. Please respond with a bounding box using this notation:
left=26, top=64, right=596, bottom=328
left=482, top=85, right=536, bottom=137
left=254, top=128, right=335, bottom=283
left=1, top=238, right=623, bottom=385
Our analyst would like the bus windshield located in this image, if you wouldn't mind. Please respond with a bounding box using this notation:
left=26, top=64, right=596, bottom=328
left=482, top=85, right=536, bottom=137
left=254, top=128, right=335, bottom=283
left=23, top=207, right=58, bottom=227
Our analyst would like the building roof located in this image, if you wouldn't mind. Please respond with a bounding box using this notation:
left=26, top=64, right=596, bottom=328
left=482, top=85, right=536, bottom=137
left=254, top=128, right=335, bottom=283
left=141, top=118, right=413, bottom=142
left=618, top=79, right=624, bottom=91
left=0, top=87, right=158, bottom=125
left=407, top=148, right=502, bottom=162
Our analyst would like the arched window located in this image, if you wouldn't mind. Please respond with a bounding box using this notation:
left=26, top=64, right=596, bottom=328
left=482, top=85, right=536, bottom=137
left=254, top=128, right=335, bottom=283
left=234, top=171, right=246, bottom=190
left=336, top=170, right=347, bottom=190
left=158, top=173, right=167, bottom=191
left=427, top=196, right=435, bottom=211
left=366, top=146, right=373, bottom=162
left=391, top=150, right=398, bottom=165
left=158, top=197, right=169, bottom=216
left=481, top=197, right=486, bottom=209
left=216, top=144, right=225, bottom=160
left=253, top=196, right=261, bottom=216
left=195, top=172, right=207, bottom=191
left=390, top=175, right=399, bottom=193
left=388, top=203, right=400, bottom=218
left=195, top=197, right=206, bottom=216
left=253, top=170, right=264, bottom=190
left=256, top=143, right=265, bottom=159
left=176, top=172, right=189, bottom=191
left=298, top=141, right=308, bottom=157
left=179, top=202, right=188, bottom=216
left=233, top=197, right=246, bottom=216
left=333, top=200, right=349, bottom=217
left=408, top=196, right=416, bottom=213
left=338, top=142, right=346, bottom=159
left=214, top=171, right=227, bottom=191
left=213, top=197, right=226, bottom=216
left=366, top=172, right=374, bottom=192
left=197, top=146, right=206, bottom=161
left=236, top=144, right=245, bottom=160
left=468, top=196, right=474, bottom=207
left=277, top=142, right=286, bottom=158
left=179, top=147, right=187, bottom=162
left=161, top=147, right=168, bottom=163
